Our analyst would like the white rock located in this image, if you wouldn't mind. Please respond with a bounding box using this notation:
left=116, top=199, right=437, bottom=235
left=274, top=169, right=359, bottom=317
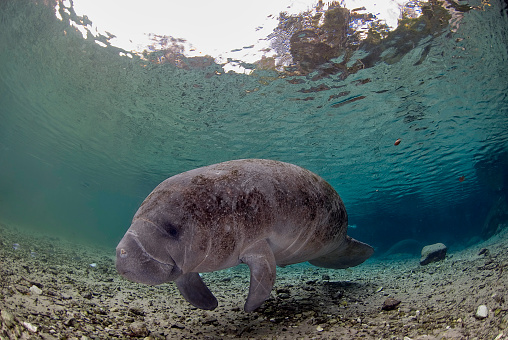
left=476, top=305, right=488, bottom=319
left=22, top=321, right=37, bottom=332
left=29, top=285, right=42, bottom=295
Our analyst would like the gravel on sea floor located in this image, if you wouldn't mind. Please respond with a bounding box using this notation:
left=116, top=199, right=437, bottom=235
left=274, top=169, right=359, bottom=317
left=1, top=222, right=508, bottom=340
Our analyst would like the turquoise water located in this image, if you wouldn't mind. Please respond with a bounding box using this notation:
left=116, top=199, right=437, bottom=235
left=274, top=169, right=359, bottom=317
left=0, top=0, right=507, bottom=253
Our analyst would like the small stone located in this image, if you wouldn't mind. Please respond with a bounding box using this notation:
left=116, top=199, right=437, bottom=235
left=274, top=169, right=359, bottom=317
left=500, top=314, right=508, bottom=329
left=475, top=305, right=488, bottom=319
left=129, top=321, right=149, bottom=337
left=316, top=325, right=324, bottom=332
left=478, top=248, right=489, bottom=256
left=64, top=317, right=77, bottom=327
left=420, top=243, right=447, bottom=265
left=171, top=323, right=185, bottom=329
left=322, top=274, right=330, bottom=280
left=382, top=297, right=401, bottom=311
left=494, top=333, right=505, bottom=340
left=61, top=293, right=73, bottom=300
left=278, top=293, right=290, bottom=299
left=492, top=293, right=505, bottom=304
left=22, top=321, right=37, bottom=332
left=128, top=307, right=145, bottom=316
left=29, top=285, right=42, bottom=295
left=1, top=310, right=15, bottom=328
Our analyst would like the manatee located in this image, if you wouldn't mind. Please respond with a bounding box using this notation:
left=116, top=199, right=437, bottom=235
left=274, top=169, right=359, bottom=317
left=116, top=159, right=373, bottom=312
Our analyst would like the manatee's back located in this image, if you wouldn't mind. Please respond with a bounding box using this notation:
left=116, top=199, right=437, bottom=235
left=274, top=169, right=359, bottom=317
left=186, top=159, right=349, bottom=265
left=135, top=159, right=349, bottom=268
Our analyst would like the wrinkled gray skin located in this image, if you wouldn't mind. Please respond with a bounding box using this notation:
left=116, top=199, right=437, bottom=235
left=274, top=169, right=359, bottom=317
left=116, top=159, right=373, bottom=312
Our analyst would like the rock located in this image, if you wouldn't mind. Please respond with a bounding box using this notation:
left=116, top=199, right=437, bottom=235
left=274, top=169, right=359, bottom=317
left=475, top=305, right=488, bottom=319
left=382, top=297, right=401, bottom=311
left=420, top=243, right=447, bottom=265
left=64, top=317, right=77, bottom=327
left=29, top=285, right=42, bottom=295
left=500, top=314, right=508, bottom=329
left=1, top=310, right=15, bottom=328
left=61, top=292, right=73, bottom=300
left=129, top=321, right=149, bottom=337
left=492, top=293, right=505, bottom=304
left=128, top=307, right=145, bottom=316
left=22, top=321, right=37, bottom=332
left=478, top=248, right=490, bottom=256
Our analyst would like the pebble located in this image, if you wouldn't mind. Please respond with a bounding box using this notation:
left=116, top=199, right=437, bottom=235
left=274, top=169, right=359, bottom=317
left=129, top=321, right=149, bottom=337
left=475, top=305, right=488, bottom=319
left=382, top=297, right=401, bottom=311
left=129, top=307, right=145, bottom=316
left=1, top=310, right=15, bottom=328
left=22, top=321, right=37, bottom=332
left=29, top=285, right=42, bottom=295
left=478, top=248, right=489, bottom=256
left=492, top=293, right=505, bottom=304
left=171, top=323, right=185, bottom=329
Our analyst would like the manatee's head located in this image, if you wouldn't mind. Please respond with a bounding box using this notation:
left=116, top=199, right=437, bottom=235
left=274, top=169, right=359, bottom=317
left=116, top=217, right=183, bottom=285
left=116, top=167, right=245, bottom=285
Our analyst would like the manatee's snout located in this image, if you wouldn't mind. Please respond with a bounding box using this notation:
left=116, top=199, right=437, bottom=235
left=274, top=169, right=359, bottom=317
left=116, top=222, right=181, bottom=285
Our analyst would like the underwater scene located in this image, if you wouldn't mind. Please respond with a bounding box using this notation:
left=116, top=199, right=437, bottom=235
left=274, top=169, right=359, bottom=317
left=1, top=0, right=507, bottom=338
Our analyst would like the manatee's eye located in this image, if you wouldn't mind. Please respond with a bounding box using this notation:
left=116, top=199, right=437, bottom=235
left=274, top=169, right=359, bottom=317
left=161, top=221, right=180, bottom=239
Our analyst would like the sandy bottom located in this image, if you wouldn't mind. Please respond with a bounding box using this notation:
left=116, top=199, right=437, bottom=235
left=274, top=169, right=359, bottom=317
left=1, top=222, right=508, bottom=340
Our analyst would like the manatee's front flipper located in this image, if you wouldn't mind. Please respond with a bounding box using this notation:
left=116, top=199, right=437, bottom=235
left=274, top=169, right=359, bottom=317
left=240, top=239, right=276, bottom=312
left=175, top=272, right=218, bottom=310
left=309, top=236, right=374, bottom=269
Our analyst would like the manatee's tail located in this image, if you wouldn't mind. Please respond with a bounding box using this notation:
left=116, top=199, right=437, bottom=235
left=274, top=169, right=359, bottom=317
left=309, top=236, right=374, bottom=269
